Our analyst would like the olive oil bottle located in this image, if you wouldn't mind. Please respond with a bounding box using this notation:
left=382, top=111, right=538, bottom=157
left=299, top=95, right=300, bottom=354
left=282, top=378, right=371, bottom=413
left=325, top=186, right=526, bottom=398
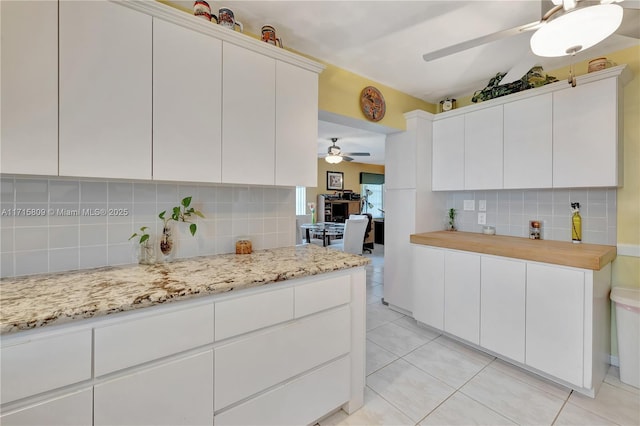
left=571, top=202, right=582, bottom=244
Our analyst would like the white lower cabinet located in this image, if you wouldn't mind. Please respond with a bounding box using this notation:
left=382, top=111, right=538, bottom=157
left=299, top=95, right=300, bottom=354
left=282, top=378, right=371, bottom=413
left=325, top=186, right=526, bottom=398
left=0, top=329, right=92, bottom=404
left=0, top=388, right=93, bottom=426
left=480, top=256, right=526, bottom=362
left=94, top=351, right=214, bottom=426
left=412, top=245, right=445, bottom=329
left=526, top=263, right=585, bottom=387
left=214, top=305, right=350, bottom=410
left=0, top=269, right=365, bottom=425
left=412, top=243, right=611, bottom=395
left=444, top=250, right=480, bottom=344
left=215, top=356, right=350, bottom=426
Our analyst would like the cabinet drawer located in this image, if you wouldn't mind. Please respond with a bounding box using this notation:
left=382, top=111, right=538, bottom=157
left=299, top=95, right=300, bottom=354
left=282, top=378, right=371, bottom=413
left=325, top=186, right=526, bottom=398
left=94, top=351, right=213, bottom=426
left=215, top=305, right=350, bottom=410
left=295, top=275, right=350, bottom=318
left=0, top=329, right=92, bottom=404
left=0, top=388, right=93, bottom=426
left=215, top=356, right=350, bottom=426
left=94, top=303, right=214, bottom=376
left=215, top=287, right=293, bottom=341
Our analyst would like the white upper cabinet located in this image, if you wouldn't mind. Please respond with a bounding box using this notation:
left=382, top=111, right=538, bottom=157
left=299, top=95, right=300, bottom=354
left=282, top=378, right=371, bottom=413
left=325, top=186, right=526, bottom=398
left=1, top=0, right=58, bottom=176
left=431, top=66, right=629, bottom=191
left=553, top=77, right=621, bottom=188
left=464, top=105, right=503, bottom=190
left=222, top=43, right=276, bottom=185
left=275, top=61, right=318, bottom=187
left=59, top=1, right=152, bottom=179
left=152, top=18, right=222, bottom=183
left=432, top=115, right=465, bottom=191
left=503, top=94, right=553, bottom=189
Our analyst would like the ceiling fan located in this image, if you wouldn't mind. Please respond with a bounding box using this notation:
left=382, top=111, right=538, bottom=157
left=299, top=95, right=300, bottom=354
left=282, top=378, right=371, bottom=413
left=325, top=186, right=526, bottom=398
left=321, top=138, right=371, bottom=164
left=423, top=0, right=639, bottom=84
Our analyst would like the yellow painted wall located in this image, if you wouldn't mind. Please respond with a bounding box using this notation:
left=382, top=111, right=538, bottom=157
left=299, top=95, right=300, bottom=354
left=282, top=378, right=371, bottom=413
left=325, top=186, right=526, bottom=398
left=316, top=62, right=436, bottom=129
left=305, top=160, right=384, bottom=219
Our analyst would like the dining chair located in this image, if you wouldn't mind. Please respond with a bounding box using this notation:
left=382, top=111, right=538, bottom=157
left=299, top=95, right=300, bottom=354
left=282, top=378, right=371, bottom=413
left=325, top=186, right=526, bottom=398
left=295, top=214, right=312, bottom=244
left=328, top=217, right=368, bottom=254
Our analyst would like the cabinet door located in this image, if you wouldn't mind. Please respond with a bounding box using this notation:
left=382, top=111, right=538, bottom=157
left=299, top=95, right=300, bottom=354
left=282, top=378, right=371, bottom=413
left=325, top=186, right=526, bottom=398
left=412, top=245, right=445, bottom=330
left=275, top=61, right=318, bottom=187
left=59, top=1, right=152, bottom=179
left=480, top=256, right=526, bottom=362
left=432, top=115, right=464, bottom=190
left=503, top=94, right=552, bottom=189
left=444, top=250, right=480, bottom=344
left=153, top=18, right=222, bottom=182
left=94, top=350, right=214, bottom=426
left=386, top=129, right=416, bottom=189
left=0, top=388, right=92, bottom=426
left=464, top=105, right=503, bottom=190
left=222, top=42, right=275, bottom=185
left=553, top=78, right=620, bottom=188
left=1, top=0, right=58, bottom=176
left=383, top=189, right=416, bottom=313
left=526, top=263, right=584, bottom=386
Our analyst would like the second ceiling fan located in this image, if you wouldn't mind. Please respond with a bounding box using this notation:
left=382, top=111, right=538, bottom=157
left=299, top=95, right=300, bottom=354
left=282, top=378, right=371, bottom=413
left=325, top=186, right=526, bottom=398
left=322, top=138, right=370, bottom=164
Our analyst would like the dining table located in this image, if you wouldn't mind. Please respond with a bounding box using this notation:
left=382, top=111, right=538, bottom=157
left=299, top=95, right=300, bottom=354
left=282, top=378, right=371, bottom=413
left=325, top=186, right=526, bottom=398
left=300, top=222, right=345, bottom=247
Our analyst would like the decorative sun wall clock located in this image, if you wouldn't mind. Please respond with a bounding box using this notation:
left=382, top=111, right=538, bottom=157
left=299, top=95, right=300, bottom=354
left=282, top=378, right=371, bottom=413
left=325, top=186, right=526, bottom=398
left=360, top=86, right=386, bottom=122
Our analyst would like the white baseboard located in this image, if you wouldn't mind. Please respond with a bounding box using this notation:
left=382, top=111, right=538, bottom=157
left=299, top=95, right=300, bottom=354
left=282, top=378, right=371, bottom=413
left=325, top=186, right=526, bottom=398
left=617, top=244, right=640, bottom=257
left=610, top=355, right=620, bottom=367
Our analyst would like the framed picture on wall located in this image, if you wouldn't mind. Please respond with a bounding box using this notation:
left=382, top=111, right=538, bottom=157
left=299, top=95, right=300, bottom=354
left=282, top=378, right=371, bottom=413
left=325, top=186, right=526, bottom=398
left=327, top=171, right=344, bottom=191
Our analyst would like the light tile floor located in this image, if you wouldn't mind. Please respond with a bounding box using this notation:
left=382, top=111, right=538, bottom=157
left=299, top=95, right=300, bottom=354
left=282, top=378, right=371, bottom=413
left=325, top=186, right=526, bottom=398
left=319, top=244, right=640, bottom=426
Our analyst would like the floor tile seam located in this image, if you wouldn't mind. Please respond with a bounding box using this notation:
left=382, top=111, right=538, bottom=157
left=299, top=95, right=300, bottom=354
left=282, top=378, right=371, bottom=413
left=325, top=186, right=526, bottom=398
left=363, top=384, right=417, bottom=424
left=457, top=387, right=525, bottom=425
left=549, top=389, right=576, bottom=426
left=413, top=391, right=461, bottom=426
left=365, top=318, right=394, bottom=332
left=394, top=351, right=463, bottom=395
left=430, top=336, right=497, bottom=366
left=485, top=359, right=572, bottom=401
left=390, top=318, right=441, bottom=342
left=602, top=378, right=640, bottom=397
left=563, top=398, right=627, bottom=426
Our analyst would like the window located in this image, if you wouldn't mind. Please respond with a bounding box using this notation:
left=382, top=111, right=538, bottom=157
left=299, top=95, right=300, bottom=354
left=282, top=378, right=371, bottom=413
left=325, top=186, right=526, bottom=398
left=295, top=186, right=306, bottom=215
left=361, top=184, right=384, bottom=218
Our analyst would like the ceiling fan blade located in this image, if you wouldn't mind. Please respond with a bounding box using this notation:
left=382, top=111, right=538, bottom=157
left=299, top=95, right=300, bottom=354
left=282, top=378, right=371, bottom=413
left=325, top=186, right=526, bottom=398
left=343, top=152, right=370, bottom=156
left=616, top=8, right=640, bottom=38
left=501, top=51, right=540, bottom=84
left=342, top=156, right=354, bottom=162
left=422, top=20, right=542, bottom=62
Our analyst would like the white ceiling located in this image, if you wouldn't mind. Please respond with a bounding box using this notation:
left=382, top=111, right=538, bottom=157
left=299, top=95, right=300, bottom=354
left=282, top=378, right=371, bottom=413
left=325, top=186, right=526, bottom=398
left=169, top=0, right=639, bottom=165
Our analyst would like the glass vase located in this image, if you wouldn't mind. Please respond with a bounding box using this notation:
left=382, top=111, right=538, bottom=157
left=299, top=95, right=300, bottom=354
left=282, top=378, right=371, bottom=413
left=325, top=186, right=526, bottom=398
left=159, top=224, right=175, bottom=261
left=138, top=239, right=156, bottom=265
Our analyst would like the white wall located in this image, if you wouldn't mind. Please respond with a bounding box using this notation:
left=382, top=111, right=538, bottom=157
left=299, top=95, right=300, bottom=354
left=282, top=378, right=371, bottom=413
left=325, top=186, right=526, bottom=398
left=446, top=188, right=616, bottom=244
left=0, top=176, right=296, bottom=278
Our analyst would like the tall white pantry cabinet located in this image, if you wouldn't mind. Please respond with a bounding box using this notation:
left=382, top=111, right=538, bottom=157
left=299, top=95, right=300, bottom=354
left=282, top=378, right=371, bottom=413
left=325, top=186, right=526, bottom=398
left=0, top=0, right=323, bottom=187
left=384, top=111, right=446, bottom=314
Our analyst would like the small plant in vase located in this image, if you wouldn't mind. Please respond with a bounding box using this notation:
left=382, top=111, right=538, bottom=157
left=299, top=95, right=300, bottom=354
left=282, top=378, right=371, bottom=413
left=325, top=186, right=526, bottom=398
left=158, top=196, right=205, bottom=260
left=129, top=226, right=155, bottom=264
left=447, top=208, right=457, bottom=231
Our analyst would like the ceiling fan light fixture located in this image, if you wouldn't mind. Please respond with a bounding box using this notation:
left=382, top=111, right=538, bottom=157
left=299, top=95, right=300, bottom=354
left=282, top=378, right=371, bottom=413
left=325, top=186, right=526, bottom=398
left=530, top=4, right=623, bottom=57
left=325, top=154, right=343, bottom=164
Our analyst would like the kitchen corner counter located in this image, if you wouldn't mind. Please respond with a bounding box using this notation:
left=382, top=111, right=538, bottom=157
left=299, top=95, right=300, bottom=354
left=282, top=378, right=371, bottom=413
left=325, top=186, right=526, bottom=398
left=0, top=245, right=369, bottom=335
left=410, top=231, right=616, bottom=271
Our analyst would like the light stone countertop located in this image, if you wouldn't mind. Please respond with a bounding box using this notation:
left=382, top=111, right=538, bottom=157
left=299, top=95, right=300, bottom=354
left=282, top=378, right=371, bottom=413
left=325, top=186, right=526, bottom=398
left=0, top=245, right=370, bottom=335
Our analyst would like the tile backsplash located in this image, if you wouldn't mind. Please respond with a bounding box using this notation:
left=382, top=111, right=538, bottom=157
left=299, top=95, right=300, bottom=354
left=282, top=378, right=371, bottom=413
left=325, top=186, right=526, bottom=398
left=0, top=176, right=296, bottom=278
left=446, top=188, right=616, bottom=245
